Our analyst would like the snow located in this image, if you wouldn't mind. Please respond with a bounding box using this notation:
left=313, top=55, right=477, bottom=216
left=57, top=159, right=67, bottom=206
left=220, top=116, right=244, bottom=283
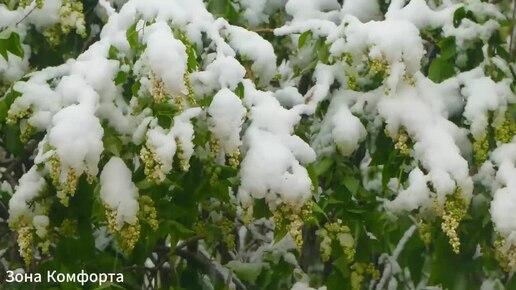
left=9, top=79, right=62, bottom=129
left=240, top=0, right=287, bottom=27
left=48, top=101, right=104, bottom=179
left=145, top=126, right=177, bottom=178
left=100, top=157, right=139, bottom=229
left=191, top=55, right=246, bottom=95
left=342, top=0, right=381, bottom=22
left=385, top=0, right=457, bottom=29
left=0, top=51, right=29, bottom=82
left=225, top=25, right=277, bottom=85
left=443, top=18, right=500, bottom=47
left=0, top=181, right=12, bottom=194
left=27, top=0, right=62, bottom=29
left=144, top=108, right=201, bottom=179
left=32, top=215, right=49, bottom=238
left=331, top=16, right=425, bottom=75
left=490, top=143, right=516, bottom=240
left=8, top=167, right=46, bottom=224
left=238, top=81, right=315, bottom=208
left=284, top=0, right=340, bottom=23
left=144, top=22, right=188, bottom=96
left=461, top=77, right=514, bottom=139
left=386, top=168, right=431, bottom=212
left=208, top=88, right=246, bottom=154
left=379, top=83, right=473, bottom=208
left=312, top=94, right=367, bottom=156
left=170, top=107, right=203, bottom=168
left=94, top=226, right=112, bottom=250
left=274, top=87, right=304, bottom=109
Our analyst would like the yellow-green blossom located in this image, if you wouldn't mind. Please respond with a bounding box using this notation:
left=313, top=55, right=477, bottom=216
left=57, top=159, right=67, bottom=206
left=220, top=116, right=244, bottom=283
left=440, top=187, right=468, bottom=254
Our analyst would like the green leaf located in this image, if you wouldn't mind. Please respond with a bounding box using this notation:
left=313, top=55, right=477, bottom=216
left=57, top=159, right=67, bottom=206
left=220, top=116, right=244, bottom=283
left=496, top=45, right=511, bottom=63
left=314, top=158, right=333, bottom=176
left=0, top=32, right=24, bottom=61
left=208, top=0, right=238, bottom=22
left=208, top=0, right=225, bottom=15
left=136, top=179, right=153, bottom=190
left=4, top=124, right=23, bottom=156
left=453, top=7, right=466, bottom=28
left=312, top=200, right=328, bottom=220
left=235, top=82, right=245, bottom=99
left=317, top=41, right=330, bottom=63
left=346, top=208, right=368, bottom=214
left=333, top=255, right=350, bottom=276
left=0, top=100, right=8, bottom=122
left=186, top=44, right=198, bottom=72
left=306, top=163, right=319, bottom=193
left=438, top=37, right=456, bottom=60
left=343, top=175, right=359, bottom=195
left=103, top=134, right=123, bottom=156
left=108, top=45, right=120, bottom=59
left=115, top=71, right=128, bottom=85
left=325, top=270, right=346, bottom=290
left=370, top=126, right=392, bottom=166
left=274, top=225, right=288, bottom=243
left=298, top=31, right=312, bottom=49
left=253, top=198, right=270, bottom=219
left=131, top=81, right=141, bottom=97
left=428, top=58, right=455, bottom=83
left=168, top=220, right=195, bottom=235
left=126, top=23, right=139, bottom=50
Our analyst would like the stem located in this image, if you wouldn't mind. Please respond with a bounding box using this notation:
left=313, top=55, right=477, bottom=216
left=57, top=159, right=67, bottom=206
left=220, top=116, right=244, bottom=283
left=251, top=28, right=275, bottom=33
left=14, top=4, right=38, bottom=27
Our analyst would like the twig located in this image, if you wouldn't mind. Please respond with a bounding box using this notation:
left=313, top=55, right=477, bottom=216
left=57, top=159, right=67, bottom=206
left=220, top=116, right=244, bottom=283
left=175, top=248, right=246, bottom=290
left=176, top=235, right=203, bottom=250
left=244, top=62, right=254, bottom=82
left=251, top=28, right=275, bottom=33
left=375, top=225, right=417, bottom=290
left=15, top=5, right=38, bottom=27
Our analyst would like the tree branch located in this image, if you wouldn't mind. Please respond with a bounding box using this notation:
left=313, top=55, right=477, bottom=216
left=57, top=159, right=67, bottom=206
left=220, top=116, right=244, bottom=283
left=174, top=247, right=246, bottom=290
left=251, top=28, right=275, bottom=33
left=375, top=225, right=417, bottom=290
left=0, top=201, right=8, bottom=221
